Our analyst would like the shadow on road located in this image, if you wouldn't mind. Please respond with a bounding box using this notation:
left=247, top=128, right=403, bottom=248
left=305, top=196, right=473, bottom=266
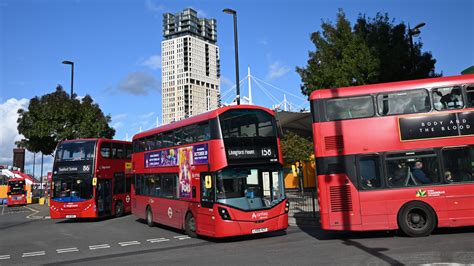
left=55, top=213, right=131, bottom=224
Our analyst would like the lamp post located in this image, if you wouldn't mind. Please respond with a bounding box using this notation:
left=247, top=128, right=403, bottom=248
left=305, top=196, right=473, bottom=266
left=223, top=8, right=240, bottom=105
left=62, top=60, right=74, bottom=99
left=408, top=22, right=426, bottom=73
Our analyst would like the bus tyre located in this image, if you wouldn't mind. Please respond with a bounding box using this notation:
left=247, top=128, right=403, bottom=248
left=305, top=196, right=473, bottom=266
left=146, top=207, right=154, bottom=227
left=398, top=201, right=436, bottom=237
left=185, top=213, right=197, bottom=238
left=115, top=201, right=124, bottom=217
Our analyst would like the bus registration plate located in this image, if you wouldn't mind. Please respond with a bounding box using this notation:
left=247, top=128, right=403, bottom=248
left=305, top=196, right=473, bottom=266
left=252, top=228, right=268, bottom=234
left=66, top=215, right=77, bottom=218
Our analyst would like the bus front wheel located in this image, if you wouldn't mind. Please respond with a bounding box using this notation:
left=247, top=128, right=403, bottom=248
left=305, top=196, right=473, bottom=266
left=185, top=213, right=197, bottom=238
left=146, top=207, right=154, bottom=227
left=398, top=201, right=436, bottom=237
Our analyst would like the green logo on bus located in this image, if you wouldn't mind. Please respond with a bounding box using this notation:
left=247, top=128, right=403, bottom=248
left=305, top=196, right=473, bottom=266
left=416, top=189, right=427, bottom=198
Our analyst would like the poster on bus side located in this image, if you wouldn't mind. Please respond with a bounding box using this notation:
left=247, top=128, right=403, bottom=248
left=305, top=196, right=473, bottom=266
left=178, top=147, right=193, bottom=199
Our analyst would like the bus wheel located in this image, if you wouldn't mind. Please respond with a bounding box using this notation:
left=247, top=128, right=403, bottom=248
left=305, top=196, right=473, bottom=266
left=115, top=201, right=124, bottom=217
left=146, top=207, right=154, bottom=227
left=398, top=201, right=436, bottom=237
left=185, top=213, right=197, bottom=238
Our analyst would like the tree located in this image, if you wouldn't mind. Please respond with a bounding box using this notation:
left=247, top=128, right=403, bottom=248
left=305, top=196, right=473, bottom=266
left=280, top=131, right=313, bottom=165
left=297, top=10, right=440, bottom=96
left=16, top=85, right=115, bottom=156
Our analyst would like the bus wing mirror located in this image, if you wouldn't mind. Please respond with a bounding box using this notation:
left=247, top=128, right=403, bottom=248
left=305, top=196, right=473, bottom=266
left=205, top=175, right=212, bottom=189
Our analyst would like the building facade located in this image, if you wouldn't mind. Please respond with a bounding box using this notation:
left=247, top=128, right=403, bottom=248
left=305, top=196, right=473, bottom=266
left=162, top=8, right=220, bottom=124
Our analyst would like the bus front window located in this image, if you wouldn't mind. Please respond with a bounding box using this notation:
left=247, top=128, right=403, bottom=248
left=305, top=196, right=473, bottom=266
left=52, top=176, right=93, bottom=202
left=8, top=181, right=25, bottom=195
left=55, top=141, right=96, bottom=161
left=216, top=167, right=285, bottom=210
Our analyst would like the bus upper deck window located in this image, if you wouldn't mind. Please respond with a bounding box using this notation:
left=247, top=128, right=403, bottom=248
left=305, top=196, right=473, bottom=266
left=433, top=86, right=463, bottom=111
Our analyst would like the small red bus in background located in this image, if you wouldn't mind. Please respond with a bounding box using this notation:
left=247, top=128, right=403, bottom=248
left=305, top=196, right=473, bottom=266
left=132, top=105, right=288, bottom=238
left=50, top=138, right=133, bottom=219
left=310, top=74, right=474, bottom=237
left=7, top=178, right=27, bottom=206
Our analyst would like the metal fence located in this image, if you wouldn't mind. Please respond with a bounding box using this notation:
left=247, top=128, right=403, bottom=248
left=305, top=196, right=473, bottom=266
left=286, top=190, right=319, bottom=218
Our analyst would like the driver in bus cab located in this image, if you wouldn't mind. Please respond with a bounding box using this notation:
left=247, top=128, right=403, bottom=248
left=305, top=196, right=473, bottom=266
left=412, top=161, right=431, bottom=184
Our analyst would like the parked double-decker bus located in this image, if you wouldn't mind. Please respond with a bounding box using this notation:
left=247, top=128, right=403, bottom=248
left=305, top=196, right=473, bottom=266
left=310, top=74, right=474, bottom=237
left=7, top=178, right=27, bottom=206
left=50, top=138, right=133, bottom=219
left=132, top=105, right=288, bottom=238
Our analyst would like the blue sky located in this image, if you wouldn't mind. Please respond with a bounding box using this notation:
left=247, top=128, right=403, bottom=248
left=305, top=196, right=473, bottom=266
left=1, top=0, right=473, bottom=176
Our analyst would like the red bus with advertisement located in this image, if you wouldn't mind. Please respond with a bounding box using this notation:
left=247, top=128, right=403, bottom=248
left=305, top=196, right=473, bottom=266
left=50, top=138, right=133, bottom=219
left=132, top=105, right=288, bottom=238
left=310, top=74, right=474, bottom=236
left=7, top=177, right=27, bottom=206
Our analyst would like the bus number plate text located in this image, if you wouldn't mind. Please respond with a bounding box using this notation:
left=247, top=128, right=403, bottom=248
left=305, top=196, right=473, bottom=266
left=251, top=228, right=268, bottom=234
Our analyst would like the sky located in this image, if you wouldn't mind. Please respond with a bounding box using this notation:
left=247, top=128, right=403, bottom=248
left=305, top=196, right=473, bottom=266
left=1, top=0, right=473, bottom=178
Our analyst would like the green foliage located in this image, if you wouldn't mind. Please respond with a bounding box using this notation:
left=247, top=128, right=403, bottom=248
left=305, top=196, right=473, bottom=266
left=281, top=131, right=313, bottom=165
left=297, top=10, right=440, bottom=96
left=16, top=85, right=115, bottom=155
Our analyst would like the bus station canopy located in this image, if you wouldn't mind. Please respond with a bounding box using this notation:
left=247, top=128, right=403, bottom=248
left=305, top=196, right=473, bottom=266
left=276, top=111, right=312, bottom=138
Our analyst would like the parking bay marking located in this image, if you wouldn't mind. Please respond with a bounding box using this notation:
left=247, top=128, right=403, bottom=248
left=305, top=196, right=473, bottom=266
left=22, top=251, right=46, bottom=257
left=118, top=241, right=141, bottom=247
left=147, top=238, right=170, bottom=243
left=174, top=235, right=191, bottom=240
left=56, top=247, right=79, bottom=254
left=89, top=244, right=111, bottom=250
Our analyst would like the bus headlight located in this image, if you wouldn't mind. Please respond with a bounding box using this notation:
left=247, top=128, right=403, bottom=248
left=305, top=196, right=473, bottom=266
left=285, top=201, right=290, bottom=213
left=218, top=207, right=231, bottom=220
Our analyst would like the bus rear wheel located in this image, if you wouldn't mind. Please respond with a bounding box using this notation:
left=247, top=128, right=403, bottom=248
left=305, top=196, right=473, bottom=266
left=185, top=213, right=197, bottom=238
left=398, top=201, right=436, bottom=237
left=146, top=207, right=154, bottom=227
left=115, top=201, right=124, bottom=217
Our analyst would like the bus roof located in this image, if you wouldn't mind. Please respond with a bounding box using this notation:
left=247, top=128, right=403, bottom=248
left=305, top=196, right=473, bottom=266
left=310, top=74, right=474, bottom=100
left=59, top=138, right=131, bottom=144
left=133, top=104, right=275, bottom=140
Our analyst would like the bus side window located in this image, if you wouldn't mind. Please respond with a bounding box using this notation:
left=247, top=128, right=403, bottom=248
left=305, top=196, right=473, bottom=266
left=100, top=142, right=111, bottom=158
left=433, top=86, right=463, bottom=111
left=358, top=155, right=382, bottom=190
left=126, top=177, right=131, bottom=193
left=442, top=147, right=473, bottom=183
left=465, top=85, right=474, bottom=108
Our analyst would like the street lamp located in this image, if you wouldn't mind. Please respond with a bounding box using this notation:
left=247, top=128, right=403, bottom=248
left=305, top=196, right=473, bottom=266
left=223, top=8, right=240, bottom=105
left=62, top=60, right=74, bottom=99
left=408, top=22, right=426, bottom=72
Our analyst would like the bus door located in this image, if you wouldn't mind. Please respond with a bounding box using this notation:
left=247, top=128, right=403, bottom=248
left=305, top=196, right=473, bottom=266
left=197, top=173, right=215, bottom=235
left=97, top=179, right=112, bottom=216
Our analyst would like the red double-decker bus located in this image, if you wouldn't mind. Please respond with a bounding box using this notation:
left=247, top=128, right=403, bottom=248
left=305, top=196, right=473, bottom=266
left=132, top=105, right=288, bottom=238
left=50, top=138, right=133, bottom=219
left=310, top=74, right=474, bottom=237
left=7, top=178, right=27, bottom=207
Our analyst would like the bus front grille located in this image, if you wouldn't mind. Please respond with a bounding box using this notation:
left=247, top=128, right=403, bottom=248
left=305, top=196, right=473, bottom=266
left=329, top=185, right=352, bottom=212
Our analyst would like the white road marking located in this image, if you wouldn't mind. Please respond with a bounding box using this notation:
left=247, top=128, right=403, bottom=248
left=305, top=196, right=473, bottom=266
left=24, top=206, right=41, bottom=219
left=118, top=241, right=141, bottom=247
left=56, top=247, right=79, bottom=253
left=22, top=251, right=46, bottom=257
left=1, top=205, right=4, bottom=215
left=173, top=235, right=190, bottom=240
left=89, top=244, right=111, bottom=250
left=0, top=255, right=11, bottom=260
left=147, top=238, right=170, bottom=243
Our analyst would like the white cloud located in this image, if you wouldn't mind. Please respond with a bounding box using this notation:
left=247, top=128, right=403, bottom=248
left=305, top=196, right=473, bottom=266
left=266, top=61, right=291, bottom=80
left=143, top=54, right=162, bottom=70
left=112, top=113, right=127, bottom=120
left=112, top=121, right=124, bottom=130
left=117, top=71, right=160, bottom=95
left=220, top=76, right=234, bottom=88
left=0, top=98, right=28, bottom=166
left=145, top=0, right=165, bottom=13
left=139, top=112, right=155, bottom=120
left=258, top=37, right=268, bottom=46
